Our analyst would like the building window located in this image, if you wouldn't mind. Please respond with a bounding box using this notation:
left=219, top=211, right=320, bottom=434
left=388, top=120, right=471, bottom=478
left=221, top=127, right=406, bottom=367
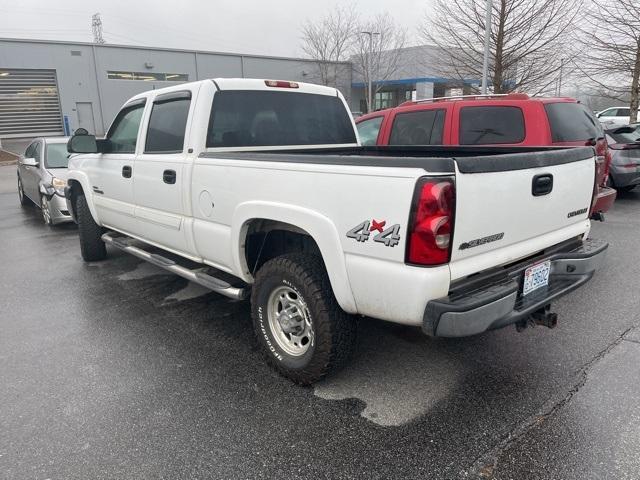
left=107, top=71, right=188, bottom=82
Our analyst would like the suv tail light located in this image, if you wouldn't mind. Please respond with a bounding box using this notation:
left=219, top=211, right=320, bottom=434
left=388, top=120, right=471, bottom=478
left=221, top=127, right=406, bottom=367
left=406, top=177, right=456, bottom=266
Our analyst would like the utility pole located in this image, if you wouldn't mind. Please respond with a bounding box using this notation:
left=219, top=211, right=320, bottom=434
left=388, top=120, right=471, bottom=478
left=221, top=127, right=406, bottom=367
left=481, top=0, right=492, bottom=94
left=92, top=13, right=105, bottom=44
left=557, top=58, right=565, bottom=96
left=360, top=31, right=380, bottom=113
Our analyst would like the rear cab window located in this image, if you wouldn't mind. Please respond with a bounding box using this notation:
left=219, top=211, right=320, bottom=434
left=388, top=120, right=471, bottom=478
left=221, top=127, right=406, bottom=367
left=207, top=90, right=356, bottom=148
left=459, top=106, right=525, bottom=145
left=389, top=109, right=446, bottom=145
left=544, top=102, right=602, bottom=143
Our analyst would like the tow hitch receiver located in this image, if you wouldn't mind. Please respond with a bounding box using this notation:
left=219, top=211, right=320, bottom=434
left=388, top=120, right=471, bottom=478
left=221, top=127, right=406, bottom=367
left=516, top=305, right=558, bottom=332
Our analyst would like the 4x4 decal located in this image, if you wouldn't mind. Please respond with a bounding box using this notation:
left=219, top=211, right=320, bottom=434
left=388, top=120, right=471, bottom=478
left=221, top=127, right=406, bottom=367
left=346, top=219, right=401, bottom=247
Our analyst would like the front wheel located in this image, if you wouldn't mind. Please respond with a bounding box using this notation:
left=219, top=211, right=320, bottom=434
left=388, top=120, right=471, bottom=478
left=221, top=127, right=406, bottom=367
left=40, top=194, right=52, bottom=225
left=76, top=192, right=107, bottom=262
left=17, top=176, right=29, bottom=206
left=251, top=253, right=357, bottom=385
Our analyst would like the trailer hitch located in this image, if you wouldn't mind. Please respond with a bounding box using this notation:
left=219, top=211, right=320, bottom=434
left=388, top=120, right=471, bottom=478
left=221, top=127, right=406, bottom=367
left=516, top=305, right=558, bottom=332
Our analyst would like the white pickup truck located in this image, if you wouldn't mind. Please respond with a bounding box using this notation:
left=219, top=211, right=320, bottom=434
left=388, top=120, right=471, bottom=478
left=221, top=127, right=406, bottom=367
left=65, top=78, right=607, bottom=384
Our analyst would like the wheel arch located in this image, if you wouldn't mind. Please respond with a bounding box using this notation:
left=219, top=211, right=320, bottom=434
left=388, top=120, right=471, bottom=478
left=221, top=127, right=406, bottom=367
left=66, top=173, right=100, bottom=223
left=232, top=202, right=357, bottom=314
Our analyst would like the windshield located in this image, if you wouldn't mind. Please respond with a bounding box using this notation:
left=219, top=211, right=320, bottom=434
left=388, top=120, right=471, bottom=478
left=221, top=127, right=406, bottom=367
left=607, top=125, right=640, bottom=144
left=45, top=143, right=69, bottom=168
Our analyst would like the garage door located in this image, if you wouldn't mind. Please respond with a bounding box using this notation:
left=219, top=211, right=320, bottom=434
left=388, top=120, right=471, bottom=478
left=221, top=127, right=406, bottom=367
left=0, top=68, right=64, bottom=138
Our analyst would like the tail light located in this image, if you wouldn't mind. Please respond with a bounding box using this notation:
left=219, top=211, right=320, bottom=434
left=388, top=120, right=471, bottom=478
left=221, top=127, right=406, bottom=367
left=265, top=80, right=299, bottom=88
left=406, top=177, right=455, bottom=266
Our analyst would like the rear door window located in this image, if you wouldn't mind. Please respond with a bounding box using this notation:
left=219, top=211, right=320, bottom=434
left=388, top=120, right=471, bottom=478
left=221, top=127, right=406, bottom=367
left=617, top=108, right=630, bottom=117
left=356, top=116, right=384, bottom=145
left=207, top=90, right=356, bottom=147
left=544, top=102, right=602, bottom=142
left=389, top=109, right=445, bottom=145
left=145, top=93, right=191, bottom=153
left=459, top=106, right=525, bottom=145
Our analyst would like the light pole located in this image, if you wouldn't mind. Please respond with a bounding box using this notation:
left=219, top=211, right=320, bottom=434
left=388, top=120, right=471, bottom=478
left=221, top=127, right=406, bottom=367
left=361, top=31, right=380, bottom=113
left=481, top=0, right=492, bottom=94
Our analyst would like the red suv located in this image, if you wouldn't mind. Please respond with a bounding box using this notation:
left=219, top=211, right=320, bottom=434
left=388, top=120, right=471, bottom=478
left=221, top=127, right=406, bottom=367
left=355, top=94, right=616, bottom=218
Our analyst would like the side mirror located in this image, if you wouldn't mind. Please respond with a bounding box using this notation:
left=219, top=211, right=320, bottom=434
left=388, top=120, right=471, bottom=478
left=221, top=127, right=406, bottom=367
left=67, top=133, right=98, bottom=154
left=22, top=157, right=39, bottom=167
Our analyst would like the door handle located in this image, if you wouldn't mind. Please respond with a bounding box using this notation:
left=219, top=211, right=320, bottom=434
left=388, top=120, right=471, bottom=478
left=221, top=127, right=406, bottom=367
left=163, top=169, right=176, bottom=184
left=122, top=165, right=132, bottom=178
left=532, top=174, right=553, bottom=196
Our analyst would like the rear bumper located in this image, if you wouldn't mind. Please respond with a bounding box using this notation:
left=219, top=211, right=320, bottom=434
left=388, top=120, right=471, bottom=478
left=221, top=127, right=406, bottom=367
left=593, top=186, right=616, bottom=214
left=610, top=169, right=640, bottom=188
left=423, top=239, right=608, bottom=337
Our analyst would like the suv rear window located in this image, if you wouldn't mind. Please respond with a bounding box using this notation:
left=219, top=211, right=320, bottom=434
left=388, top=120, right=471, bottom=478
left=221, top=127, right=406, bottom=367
left=460, top=106, right=525, bottom=145
left=389, top=109, right=445, bottom=145
left=544, top=103, right=601, bottom=142
left=207, top=91, right=356, bottom=147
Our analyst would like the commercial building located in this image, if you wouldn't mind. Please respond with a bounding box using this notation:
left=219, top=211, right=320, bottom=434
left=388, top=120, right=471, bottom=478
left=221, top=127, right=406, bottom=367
left=0, top=37, right=352, bottom=139
left=0, top=38, right=480, bottom=142
left=351, top=45, right=480, bottom=112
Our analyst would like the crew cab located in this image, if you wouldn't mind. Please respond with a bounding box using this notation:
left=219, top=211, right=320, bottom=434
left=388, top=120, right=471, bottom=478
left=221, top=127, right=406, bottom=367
left=356, top=94, right=617, bottom=220
left=64, top=79, right=608, bottom=384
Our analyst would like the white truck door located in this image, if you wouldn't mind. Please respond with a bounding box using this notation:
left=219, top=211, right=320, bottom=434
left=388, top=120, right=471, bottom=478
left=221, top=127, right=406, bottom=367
left=131, top=89, right=195, bottom=255
left=85, top=98, right=146, bottom=234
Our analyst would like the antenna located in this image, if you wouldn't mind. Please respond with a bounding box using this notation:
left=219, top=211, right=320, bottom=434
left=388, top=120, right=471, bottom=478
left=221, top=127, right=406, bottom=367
left=92, top=13, right=105, bottom=44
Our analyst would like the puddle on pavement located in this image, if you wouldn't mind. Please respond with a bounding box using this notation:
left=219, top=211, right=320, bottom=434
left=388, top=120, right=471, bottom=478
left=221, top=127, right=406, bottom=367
left=161, top=282, right=210, bottom=304
left=314, top=323, right=463, bottom=427
left=117, top=262, right=164, bottom=281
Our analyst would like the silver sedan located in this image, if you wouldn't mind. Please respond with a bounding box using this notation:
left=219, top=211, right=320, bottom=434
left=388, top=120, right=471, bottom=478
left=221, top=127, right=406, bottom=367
left=17, top=137, right=73, bottom=225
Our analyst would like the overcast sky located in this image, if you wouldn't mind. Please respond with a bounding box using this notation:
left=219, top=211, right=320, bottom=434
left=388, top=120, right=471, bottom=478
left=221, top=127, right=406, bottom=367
left=0, top=0, right=427, bottom=57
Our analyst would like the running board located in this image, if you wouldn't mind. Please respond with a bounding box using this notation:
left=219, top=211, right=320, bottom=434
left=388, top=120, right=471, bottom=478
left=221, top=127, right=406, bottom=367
left=102, top=232, right=248, bottom=301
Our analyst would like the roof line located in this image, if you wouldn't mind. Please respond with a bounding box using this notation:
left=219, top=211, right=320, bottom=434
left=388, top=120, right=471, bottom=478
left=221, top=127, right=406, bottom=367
left=0, top=36, right=352, bottom=65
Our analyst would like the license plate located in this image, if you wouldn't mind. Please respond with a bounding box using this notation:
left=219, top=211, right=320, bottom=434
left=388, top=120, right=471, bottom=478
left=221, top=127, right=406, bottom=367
left=522, top=260, right=551, bottom=296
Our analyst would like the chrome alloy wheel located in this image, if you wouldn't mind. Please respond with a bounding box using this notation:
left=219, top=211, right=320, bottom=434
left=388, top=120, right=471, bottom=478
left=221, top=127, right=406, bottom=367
left=267, top=285, right=314, bottom=356
left=18, top=177, right=24, bottom=203
left=41, top=195, right=52, bottom=224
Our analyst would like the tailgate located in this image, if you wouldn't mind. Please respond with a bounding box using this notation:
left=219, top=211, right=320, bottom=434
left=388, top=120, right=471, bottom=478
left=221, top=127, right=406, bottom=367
left=449, top=147, right=595, bottom=280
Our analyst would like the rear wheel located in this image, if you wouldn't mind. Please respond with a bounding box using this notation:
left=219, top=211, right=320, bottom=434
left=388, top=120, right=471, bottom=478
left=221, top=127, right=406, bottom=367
left=17, top=176, right=29, bottom=206
left=76, top=192, right=107, bottom=262
left=251, top=253, right=357, bottom=385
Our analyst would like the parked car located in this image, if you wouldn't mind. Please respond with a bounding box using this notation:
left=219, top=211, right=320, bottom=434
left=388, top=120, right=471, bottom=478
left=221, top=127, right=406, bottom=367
left=596, top=106, right=631, bottom=129
left=64, top=79, right=607, bottom=384
left=356, top=93, right=616, bottom=219
left=604, top=123, right=640, bottom=192
left=17, top=137, right=73, bottom=225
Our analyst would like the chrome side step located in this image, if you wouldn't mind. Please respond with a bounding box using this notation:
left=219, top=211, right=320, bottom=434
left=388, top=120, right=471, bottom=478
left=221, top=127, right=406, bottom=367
left=102, top=232, right=248, bottom=301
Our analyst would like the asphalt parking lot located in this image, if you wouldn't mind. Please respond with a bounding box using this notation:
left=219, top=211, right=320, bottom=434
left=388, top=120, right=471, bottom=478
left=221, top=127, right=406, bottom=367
left=2, top=164, right=640, bottom=480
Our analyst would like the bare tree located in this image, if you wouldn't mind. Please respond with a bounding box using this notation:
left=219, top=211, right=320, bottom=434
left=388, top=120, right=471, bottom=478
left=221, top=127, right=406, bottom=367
left=300, top=4, right=359, bottom=87
left=420, top=0, right=582, bottom=95
left=574, top=0, right=640, bottom=123
left=351, top=15, right=407, bottom=112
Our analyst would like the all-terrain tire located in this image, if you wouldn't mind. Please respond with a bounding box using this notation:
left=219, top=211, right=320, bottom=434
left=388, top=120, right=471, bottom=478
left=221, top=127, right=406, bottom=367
left=251, top=253, right=357, bottom=385
left=76, top=192, right=107, bottom=262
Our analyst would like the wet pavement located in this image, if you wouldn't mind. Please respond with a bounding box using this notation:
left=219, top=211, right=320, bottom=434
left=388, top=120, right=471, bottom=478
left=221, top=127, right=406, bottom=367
left=1, top=164, right=640, bottom=479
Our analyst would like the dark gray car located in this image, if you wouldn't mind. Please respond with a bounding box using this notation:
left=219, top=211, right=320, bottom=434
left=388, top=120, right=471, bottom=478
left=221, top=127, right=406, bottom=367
left=605, top=124, right=640, bottom=193
left=17, top=137, right=73, bottom=225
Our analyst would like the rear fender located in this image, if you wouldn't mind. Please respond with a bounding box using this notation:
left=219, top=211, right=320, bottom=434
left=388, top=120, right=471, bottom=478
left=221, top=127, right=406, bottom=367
left=231, top=201, right=357, bottom=314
